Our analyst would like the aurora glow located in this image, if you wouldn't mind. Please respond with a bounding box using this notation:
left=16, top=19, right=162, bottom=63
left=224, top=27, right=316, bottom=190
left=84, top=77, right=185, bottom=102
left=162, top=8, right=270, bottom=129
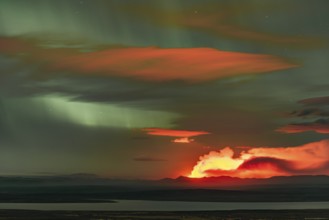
left=0, top=0, right=328, bottom=179
left=30, top=96, right=179, bottom=128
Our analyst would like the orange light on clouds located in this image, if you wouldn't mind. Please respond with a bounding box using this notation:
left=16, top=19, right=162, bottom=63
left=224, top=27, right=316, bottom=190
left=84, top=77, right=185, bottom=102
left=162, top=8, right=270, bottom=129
left=53, top=47, right=298, bottom=82
left=277, top=123, right=329, bottom=134
left=190, top=147, right=244, bottom=178
left=143, top=128, right=209, bottom=137
left=189, top=140, right=329, bottom=179
left=143, top=128, right=209, bottom=144
left=172, top=137, right=194, bottom=143
left=0, top=37, right=297, bottom=83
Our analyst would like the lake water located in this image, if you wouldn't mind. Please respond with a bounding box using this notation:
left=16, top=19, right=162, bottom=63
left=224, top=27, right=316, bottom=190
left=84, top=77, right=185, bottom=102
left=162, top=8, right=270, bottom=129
left=1, top=200, right=329, bottom=211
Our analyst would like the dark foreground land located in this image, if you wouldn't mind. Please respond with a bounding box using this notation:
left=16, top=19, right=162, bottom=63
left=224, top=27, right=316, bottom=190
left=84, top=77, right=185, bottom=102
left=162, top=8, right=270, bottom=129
left=2, top=175, right=329, bottom=203
left=0, top=210, right=329, bottom=220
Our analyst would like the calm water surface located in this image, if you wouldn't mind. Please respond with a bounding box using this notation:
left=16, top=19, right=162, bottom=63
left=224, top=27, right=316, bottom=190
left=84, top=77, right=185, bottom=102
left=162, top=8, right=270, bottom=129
left=1, top=200, right=329, bottom=211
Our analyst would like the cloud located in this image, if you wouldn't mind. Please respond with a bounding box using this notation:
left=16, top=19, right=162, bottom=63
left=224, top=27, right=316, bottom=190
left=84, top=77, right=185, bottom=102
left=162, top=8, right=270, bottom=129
left=277, top=119, right=329, bottom=134
left=172, top=137, right=193, bottom=143
left=289, top=108, right=329, bottom=117
left=279, top=97, right=329, bottom=134
left=133, top=156, right=167, bottom=162
left=189, top=140, right=329, bottom=178
left=143, top=128, right=209, bottom=144
left=298, top=96, right=329, bottom=106
left=201, top=156, right=293, bottom=179
left=238, top=157, right=293, bottom=171
left=143, top=128, right=209, bottom=137
left=0, top=37, right=297, bottom=82
left=203, top=156, right=305, bottom=178
left=51, top=47, right=298, bottom=82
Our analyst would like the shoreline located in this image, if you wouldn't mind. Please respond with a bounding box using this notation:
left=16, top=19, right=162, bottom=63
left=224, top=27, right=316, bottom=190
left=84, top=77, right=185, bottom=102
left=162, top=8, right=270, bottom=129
left=1, top=209, right=329, bottom=220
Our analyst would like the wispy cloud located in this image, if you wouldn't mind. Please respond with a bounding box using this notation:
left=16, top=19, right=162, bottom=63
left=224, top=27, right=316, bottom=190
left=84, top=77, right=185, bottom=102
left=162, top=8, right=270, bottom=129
left=299, top=96, right=329, bottom=106
left=143, top=128, right=209, bottom=137
left=277, top=119, right=329, bottom=134
left=121, top=2, right=326, bottom=48
left=279, top=96, right=329, bottom=134
left=143, top=128, right=209, bottom=144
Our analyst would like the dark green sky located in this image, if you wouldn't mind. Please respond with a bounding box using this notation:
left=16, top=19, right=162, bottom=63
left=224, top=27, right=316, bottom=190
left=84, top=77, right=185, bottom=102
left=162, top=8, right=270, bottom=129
left=0, top=0, right=329, bottom=179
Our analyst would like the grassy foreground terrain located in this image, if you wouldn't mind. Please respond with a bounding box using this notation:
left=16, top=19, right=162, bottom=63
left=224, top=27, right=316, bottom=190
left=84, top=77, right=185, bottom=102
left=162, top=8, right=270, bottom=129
left=0, top=210, right=329, bottom=220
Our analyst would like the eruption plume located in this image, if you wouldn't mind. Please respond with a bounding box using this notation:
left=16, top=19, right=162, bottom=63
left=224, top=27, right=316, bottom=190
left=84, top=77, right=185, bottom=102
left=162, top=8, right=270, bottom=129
left=189, top=140, right=329, bottom=178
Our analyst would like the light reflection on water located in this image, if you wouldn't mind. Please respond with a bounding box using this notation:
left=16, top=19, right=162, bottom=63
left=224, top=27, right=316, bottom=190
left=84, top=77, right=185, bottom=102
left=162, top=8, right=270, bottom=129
left=1, top=200, right=329, bottom=211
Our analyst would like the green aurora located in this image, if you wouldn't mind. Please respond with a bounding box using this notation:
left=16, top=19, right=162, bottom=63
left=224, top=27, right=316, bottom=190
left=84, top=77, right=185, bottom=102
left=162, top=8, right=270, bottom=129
left=0, top=0, right=328, bottom=179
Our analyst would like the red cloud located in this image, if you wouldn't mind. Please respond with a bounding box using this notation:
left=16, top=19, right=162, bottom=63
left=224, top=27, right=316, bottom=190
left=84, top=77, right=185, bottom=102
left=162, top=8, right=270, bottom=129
left=0, top=37, right=297, bottom=82
left=279, top=96, right=329, bottom=134
left=143, top=128, right=209, bottom=137
left=189, top=140, right=329, bottom=178
left=172, top=137, right=194, bottom=143
left=53, top=47, right=297, bottom=82
left=298, top=96, right=329, bottom=106
left=277, top=119, right=329, bottom=134
left=238, top=157, right=293, bottom=171
left=203, top=156, right=292, bottom=178
left=143, top=128, right=209, bottom=144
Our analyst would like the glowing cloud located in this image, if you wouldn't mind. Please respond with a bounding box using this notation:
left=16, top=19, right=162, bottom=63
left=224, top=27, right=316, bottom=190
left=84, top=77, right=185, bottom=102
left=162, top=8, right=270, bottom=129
left=172, top=137, right=194, bottom=143
left=189, top=140, right=329, bottom=178
left=279, top=96, right=329, bottom=134
left=143, top=128, right=209, bottom=137
left=277, top=119, right=329, bottom=134
left=46, top=48, right=299, bottom=82
left=190, top=147, right=245, bottom=178
left=143, top=128, right=209, bottom=143
left=0, top=37, right=297, bottom=82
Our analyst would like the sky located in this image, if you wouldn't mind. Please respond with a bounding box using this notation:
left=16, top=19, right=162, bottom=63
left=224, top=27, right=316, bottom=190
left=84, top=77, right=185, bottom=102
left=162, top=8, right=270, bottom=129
left=0, top=0, right=329, bottom=179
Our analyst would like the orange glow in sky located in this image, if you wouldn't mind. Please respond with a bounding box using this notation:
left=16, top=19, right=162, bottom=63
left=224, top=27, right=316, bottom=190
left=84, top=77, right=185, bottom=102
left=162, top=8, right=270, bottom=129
left=189, top=140, right=329, bottom=179
left=143, top=128, right=209, bottom=137
left=190, top=147, right=245, bottom=178
left=143, top=128, right=209, bottom=143
left=172, top=137, right=194, bottom=143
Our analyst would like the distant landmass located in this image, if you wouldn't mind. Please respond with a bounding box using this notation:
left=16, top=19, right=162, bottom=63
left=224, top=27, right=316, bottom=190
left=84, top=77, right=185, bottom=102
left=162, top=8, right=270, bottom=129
left=1, top=174, right=329, bottom=203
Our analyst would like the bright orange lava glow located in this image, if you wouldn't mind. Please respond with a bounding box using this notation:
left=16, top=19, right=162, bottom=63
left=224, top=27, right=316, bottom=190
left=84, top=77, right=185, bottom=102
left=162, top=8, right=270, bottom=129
left=189, top=147, right=245, bottom=178
left=189, top=140, right=329, bottom=179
